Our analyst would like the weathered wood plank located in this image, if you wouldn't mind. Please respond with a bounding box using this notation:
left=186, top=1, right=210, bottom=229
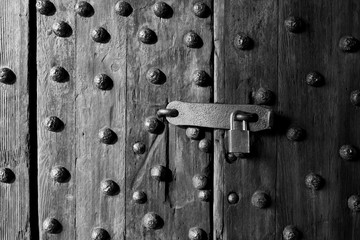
left=0, top=1, right=30, bottom=239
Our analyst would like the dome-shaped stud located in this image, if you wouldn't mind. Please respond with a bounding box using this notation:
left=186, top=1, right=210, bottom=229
left=193, top=2, right=210, bottom=18
left=282, top=225, right=301, bottom=240
left=94, top=73, right=113, bottom=90
left=339, top=36, right=360, bottom=53
left=36, top=0, right=56, bottom=16
left=192, top=174, right=208, bottom=190
left=75, top=1, right=94, bottom=17
left=49, top=66, right=69, bottom=83
left=339, top=144, right=358, bottom=161
left=284, top=16, right=305, bottom=33
left=132, top=190, right=147, bottom=204
left=142, top=212, right=164, bottom=230
left=234, top=33, right=253, bottom=50
left=153, top=2, right=173, bottom=19
left=348, top=195, right=360, bottom=212
left=144, top=116, right=164, bottom=134
left=198, top=139, right=211, bottom=153
left=43, top=116, right=64, bottom=132
left=192, top=70, right=211, bottom=87
left=150, top=165, right=171, bottom=182
left=52, top=21, right=72, bottom=38
left=91, top=27, right=111, bottom=43
left=184, top=31, right=203, bottom=48
left=226, top=153, right=237, bottom=164
left=50, top=166, right=71, bottom=183
left=251, top=191, right=271, bottom=209
left=43, top=217, right=62, bottom=234
left=100, top=179, right=120, bottom=196
left=305, top=71, right=324, bottom=87
left=198, top=190, right=211, bottom=202
left=99, top=128, right=118, bottom=144
left=253, top=87, right=275, bottom=105
left=146, top=68, right=166, bottom=85
left=305, top=173, right=324, bottom=190
left=227, top=192, right=239, bottom=204
left=188, top=227, right=207, bottom=240
left=0, top=168, right=15, bottom=184
left=133, top=142, right=146, bottom=155
left=186, top=127, right=201, bottom=140
left=138, top=28, right=157, bottom=45
left=115, top=1, right=133, bottom=17
left=350, top=90, right=360, bottom=107
left=0, top=67, right=16, bottom=84
left=286, top=126, right=306, bottom=142
left=91, top=227, right=111, bottom=240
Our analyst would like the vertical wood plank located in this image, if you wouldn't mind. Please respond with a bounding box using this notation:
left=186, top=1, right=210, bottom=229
left=0, top=0, right=30, bottom=239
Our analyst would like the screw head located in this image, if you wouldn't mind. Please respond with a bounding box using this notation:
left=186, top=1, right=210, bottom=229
left=99, top=128, right=118, bottom=144
left=253, top=87, right=275, bottom=105
left=198, top=139, right=211, bottom=153
left=193, top=2, right=210, bottom=18
left=115, top=1, right=133, bottom=17
left=52, top=21, right=72, bottom=38
left=142, top=212, right=163, bottom=230
left=188, top=227, right=207, bottom=240
left=91, top=27, right=111, bottom=43
left=282, top=225, right=301, bottom=240
left=234, top=33, right=253, bottom=50
left=339, top=144, right=358, bottom=161
left=91, top=227, right=111, bottom=240
left=350, top=90, right=360, bottom=106
left=132, top=190, right=147, bottom=204
left=339, top=36, right=360, bottom=52
left=138, top=28, right=157, bottom=44
left=227, top=192, right=239, bottom=204
left=36, top=0, right=56, bottom=16
left=43, top=217, right=62, bottom=234
left=0, top=67, right=16, bottom=84
left=144, top=116, right=164, bottom=134
left=100, top=179, right=120, bottom=196
left=43, top=116, right=64, bottom=132
left=0, top=168, right=15, bottom=183
left=50, top=166, right=71, bottom=183
left=286, top=126, right=306, bottom=141
left=146, top=68, right=166, bottom=85
left=75, top=1, right=94, bottom=17
left=184, top=31, right=203, bottom=48
left=94, top=74, right=113, bottom=90
left=305, top=71, right=324, bottom=87
left=251, top=191, right=271, bottom=208
left=133, top=142, right=146, bottom=155
left=192, top=70, right=211, bottom=87
left=284, top=16, right=305, bottom=33
left=198, top=190, right=211, bottom=202
left=186, top=127, right=201, bottom=140
left=192, top=174, right=208, bottom=190
left=348, top=195, right=360, bottom=212
left=305, top=173, right=324, bottom=190
left=153, top=2, right=173, bottom=18
left=150, top=165, right=171, bottom=182
left=49, top=66, right=69, bottom=83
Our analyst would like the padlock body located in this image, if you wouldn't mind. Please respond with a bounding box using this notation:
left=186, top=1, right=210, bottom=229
left=228, top=129, right=250, bottom=153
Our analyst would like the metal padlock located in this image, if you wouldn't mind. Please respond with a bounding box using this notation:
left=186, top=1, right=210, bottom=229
left=227, top=110, right=251, bottom=153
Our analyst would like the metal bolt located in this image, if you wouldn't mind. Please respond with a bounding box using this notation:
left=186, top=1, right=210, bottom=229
left=100, top=179, right=120, bottom=196
left=94, top=74, right=113, bottom=90
left=153, top=2, right=173, bottom=19
left=0, top=67, right=16, bottom=84
left=36, top=0, right=56, bottom=16
left=91, top=27, right=110, bottom=43
left=284, top=16, right=305, bottom=33
left=49, top=66, right=69, bottom=83
left=198, top=190, right=211, bottom=202
left=305, top=71, right=324, bottom=87
left=91, top=227, right=111, bottom=240
left=43, top=217, right=62, bottom=234
left=43, top=116, right=64, bottom=132
left=75, top=1, right=94, bottom=17
left=138, top=28, right=157, bottom=44
left=192, top=174, right=208, bottom=190
left=234, top=33, right=253, bottom=50
left=339, top=144, right=358, bottom=161
left=133, top=142, right=146, bottom=155
left=52, top=21, right=72, bottom=38
left=132, top=191, right=147, bottom=204
left=305, top=173, right=324, bottom=190
left=50, top=166, right=70, bottom=183
left=350, top=90, right=360, bottom=106
left=253, top=87, right=275, bottom=105
left=99, top=128, right=118, bottom=144
left=339, top=36, right=360, bottom=52
left=150, top=165, right=170, bottom=182
left=192, top=70, right=211, bottom=87
left=188, top=227, right=207, bottom=240
left=227, top=192, right=239, bottom=204
left=193, top=2, right=210, bottom=18
left=115, top=1, right=133, bottom=17
left=146, top=68, right=166, bottom=85
left=142, top=212, right=163, bottom=230
left=198, top=139, right=211, bottom=153
left=286, top=126, right=306, bottom=141
left=144, top=116, right=164, bottom=134
left=348, top=195, right=360, bottom=212
left=186, top=127, right=201, bottom=140
left=282, top=225, right=301, bottom=240
left=184, top=31, right=203, bottom=48
left=0, top=168, right=15, bottom=184
left=251, top=191, right=271, bottom=208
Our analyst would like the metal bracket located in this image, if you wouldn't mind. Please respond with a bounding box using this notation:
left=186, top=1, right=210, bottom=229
left=163, top=101, right=273, bottom=132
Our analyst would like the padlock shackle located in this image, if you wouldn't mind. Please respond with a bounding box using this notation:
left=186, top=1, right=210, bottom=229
left=230, top=110, right=254, bottom=129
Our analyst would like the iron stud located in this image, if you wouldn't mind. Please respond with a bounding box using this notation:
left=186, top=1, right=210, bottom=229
left=193, top=2, right=210, bottom=18
left=115, top=1, right=133, bottom=17
left=0, top=168, right=15, bottom=183
left=282, top=225, right=301, bottom=240
left=50, top=166, right=71, bottom=183
left=94, top=74, right=113, bottom=90
left=305, top=71, right=324, bottom=87
left=192, top=174, right=208, bottom=190
left=36, top=0, right=56, bottom=16
left=150, top=165, right=171, bottom=182
left=286, top=126, right=306, bottom=141
left=91, top=227, right=111, bottom=240
left=133, top=142, right=146, bottom=155
left=144, top=116, right=164, bottom=134
left=350, top=90, right=360, bottom=106
left=49, top=66, right=69, bottom=83
left=99, top=128, right=118, bottom=144
left=184, top=31, right=203, bottom=48
left=132, top=191, right=147, bottom=204
left=153, top=2, right=173, bottom=19
left=186, top=127, right=201, bottom=140
left=43, top=217, right=62, bottom=234
left=146, top=68, right=166, bottom=85
left=253, top=87, right=275, bottom=105
left=75, top=1, right=94, bottom=17
left=142, top=212, right=163, bottom=230
left=339, top=36, right=360, bottom=52
left=226, top=153, right=237, bottom=163
left=339, top=144, right=358, bottom=161
left=348, top=195, right=360, bottom=212
left=284, top=16, right=305, bottom=33
left=91, top=27, right=111, bottom=43
left=305, top=173, right=324, bottom=190
left=188, top=227, right=207, bottom=240
left=138, top=28, right=157, bottom=44
left=192, top=70, right=211, bottom=87
left=227, top=192, right=239, bottom=204
left=43, top=116, right=64, bottom=132
left=198, top=190, right=211, bottom=202
left=0, top=67, right=16, bottom=84
left=198, top=139, right=211, bottom=153
left=100, top=179, right=120, bottom=196
left=234, top=33, right=253, bottom=50
left=251, top=191, right=271, bottom=208
left=52, top=21, right=72, bottom=38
